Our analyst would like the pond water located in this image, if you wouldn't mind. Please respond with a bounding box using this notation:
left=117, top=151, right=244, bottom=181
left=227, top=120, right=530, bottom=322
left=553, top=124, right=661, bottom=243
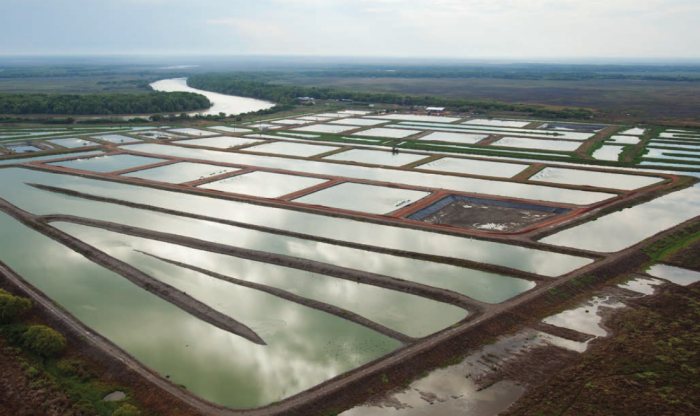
left=607, top=135, right=640, bottom=145
left=208, top=126, right=253, bottom=134
left=325, top=149, right=429, bottom=167
left=177, top=136, right=265, bottom=149
left=419, top=131, right=488, bottom=144
left=530, top=167, right=662, bottom=191
left=150, top=78, right=275, bottom=116
left=200, top=171, right=327, bottom=198
left=47, top=138, right=98, bottom=149
left=541, top=184, right=700, bottom=252
left=0, top=212, right=399, bottom=409
left=619, top=127, right=646, bottom=136
left=1, top=168, right=536, bottom=303
left=123, top=162, right=238, bottom=184
left=121, top=143, right=615, bottom=206
left=415, top=157, right=529, bottom=178
left=329, top=118, right=387, bottom=127
left=293, top=123, right=357, bottom=134
left=351, top=128, right=421, bottom=139
left=243, top=141, right=340, bottom=157
left=59, top=224, right=468, bottom=339
left=368, top=114, right=462, bottom=123
left=49, top=154, right=165, bottom=173
left=168, top=128, right=216, bottom=137
left=0, top=150, right=105, bottom=166
left=396, top=122, right=593, bottom=141
left=463, top=118, right=532, bottom=128
left=5, top=145, right=42, bottom=153
left=294, top=182, right=430, bottom=215
left=93, top=134, right=141, bottom=144
left=592, top=145, right=623, bottom=161
left=492, top=137, right=580, bottom=152
left=3, top=167, right=591, bottom=277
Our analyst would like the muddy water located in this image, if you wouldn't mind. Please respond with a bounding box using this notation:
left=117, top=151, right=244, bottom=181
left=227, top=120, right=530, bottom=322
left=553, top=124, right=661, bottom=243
left=0, top=212, right=400, bottom=409
left=2, top=167, right=591, bottom=277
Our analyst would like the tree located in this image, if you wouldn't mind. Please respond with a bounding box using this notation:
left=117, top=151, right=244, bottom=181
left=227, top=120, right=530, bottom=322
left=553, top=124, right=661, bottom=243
left=0, top=289, right=31, bottom=323
left=22, top=325, right=67, bottom=358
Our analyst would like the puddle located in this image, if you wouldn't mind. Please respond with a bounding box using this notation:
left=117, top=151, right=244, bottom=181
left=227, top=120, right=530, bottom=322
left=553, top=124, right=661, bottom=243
left=618, top=277, right=665, bottom=295
left=646, top=264, right=700, bottom=286
left=543, top=296, right=626, bottom=337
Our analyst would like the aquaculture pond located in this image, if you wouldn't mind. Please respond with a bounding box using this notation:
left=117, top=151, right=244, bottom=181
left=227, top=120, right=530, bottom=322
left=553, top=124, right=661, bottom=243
left=200, top=171, right=328, bottom=198
left=121, top=143, right=615, bottom=205
left=1, top=168, right=591, bottom=277
left=177, top=136, right=265, bottom=149
left=530, top=167, right=662, bottom=191
left=294, top=182, right=430, bottom=215
left=48, top=154, right=165, bottom=173
left=123, top=162, right=238, bottom=184
left=415, top=157, right=529, bottom=178
left=0, top=212, right=400, bottom=409
left=325, top=149, right=429, bottom=167
left=541, top=185, right=700, bottom=252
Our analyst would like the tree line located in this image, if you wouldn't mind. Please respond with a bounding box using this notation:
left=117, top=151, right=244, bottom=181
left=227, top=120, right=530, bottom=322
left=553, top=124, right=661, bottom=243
left=0, top=92, right=210, bottom=115
left=188, top=74, right=594, bottom=119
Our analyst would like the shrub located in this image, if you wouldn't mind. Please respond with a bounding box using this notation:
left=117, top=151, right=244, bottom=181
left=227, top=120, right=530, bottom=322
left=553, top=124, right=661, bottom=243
left=112, top=404, right=141, bottom=416
left=22, top=325, right=67, bottom=358
left=56, top=358, right=94, bottom=381
left=0, top=290, right=32, bottom=323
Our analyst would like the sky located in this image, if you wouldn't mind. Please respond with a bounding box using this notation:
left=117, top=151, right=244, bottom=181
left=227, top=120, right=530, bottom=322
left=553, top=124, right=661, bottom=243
left=1, top=0, right=699, bottom=60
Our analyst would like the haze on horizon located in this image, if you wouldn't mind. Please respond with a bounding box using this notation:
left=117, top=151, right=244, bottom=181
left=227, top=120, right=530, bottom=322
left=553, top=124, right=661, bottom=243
left=0, top=0, right=699, bottom=61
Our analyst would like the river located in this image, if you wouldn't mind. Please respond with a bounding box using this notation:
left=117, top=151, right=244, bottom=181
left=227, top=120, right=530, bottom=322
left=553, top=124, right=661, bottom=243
left=150, top=77, right=275, bottom=116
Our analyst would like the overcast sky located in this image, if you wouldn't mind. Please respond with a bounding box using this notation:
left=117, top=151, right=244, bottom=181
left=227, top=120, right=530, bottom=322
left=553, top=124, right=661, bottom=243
left=1, top=0, right=699, bottom=60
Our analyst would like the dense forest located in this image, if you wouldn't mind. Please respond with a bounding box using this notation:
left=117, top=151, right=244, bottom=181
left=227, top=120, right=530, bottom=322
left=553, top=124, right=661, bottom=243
left=0, top=92, right=210, bottom=115
left=188, top=73, right=594, bottom=119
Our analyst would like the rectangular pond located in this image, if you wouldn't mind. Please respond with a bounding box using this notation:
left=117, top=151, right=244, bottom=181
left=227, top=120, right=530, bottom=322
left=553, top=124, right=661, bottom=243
left=168, top=128, right=217, bottom=137
left=352, top=128, right=421, bottom=139
left=492, top=137, right=581, bottom=152
left=4, top=167, right=592, bottom=277
left=123, top=162, right=238, bottom=184
left=329, top=118, right=387, bottom=127
left=208, top=126, right=254, bottom=134
left=325, top=149, right=429, bottom=167
left=294, top=182, right=430, bottom=215
left=0, top=211, right=400, bottom=409
left=293, top=124, right=357, bottom=134
left=48, top=154, right=165, bottom=173
left=540, top=184, right=700, bottom=252
left=529, top=167, right=662, bottom=191
left=592, top=145, right=623, bottom=161
left=47, top=137, right=98, bottom=149
left=177, top=136, right=265, bottom=149
left=93, top=134, right=141, bottom=144
left=243, top=141, right=340, bottom=157
left=200, top=171, right=328, bottom=198
left=419, top=131, right=488, bottom=145
left=121, top=143, right=616, bottom=206
left=463, top=119, right=532, bottom=128
left=0, top=168, right=536, bottom=303
left=415, top=157, right=530, bottom=178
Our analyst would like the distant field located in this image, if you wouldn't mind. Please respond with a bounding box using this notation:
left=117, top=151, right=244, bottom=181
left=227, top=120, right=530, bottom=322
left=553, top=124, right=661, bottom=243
left=279, top=76, right=700, bottom=122
left=0, top=76, right=152, bottom=94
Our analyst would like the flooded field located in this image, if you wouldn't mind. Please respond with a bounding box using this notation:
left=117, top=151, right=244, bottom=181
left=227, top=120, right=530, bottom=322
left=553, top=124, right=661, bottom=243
left=0, top=111, right=698, bottom=413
